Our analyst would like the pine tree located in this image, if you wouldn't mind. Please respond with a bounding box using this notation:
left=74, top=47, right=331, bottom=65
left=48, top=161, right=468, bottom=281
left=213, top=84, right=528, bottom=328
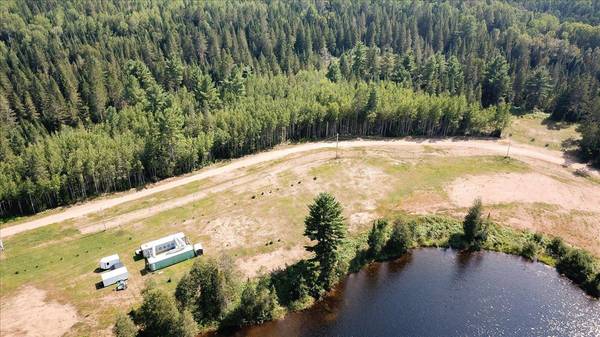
left=462, top=198, right=488, bottom=248
left=482, top=54, right=512, bottom=107
left=351, top=42, right=367, bottom=80
left=165, top=56, right=184, bottom=91
left=326, top=61, right=342, bottom=83
left=524, top=67, right=552, bottom=111
left=304, top=193, right=347, bottom=292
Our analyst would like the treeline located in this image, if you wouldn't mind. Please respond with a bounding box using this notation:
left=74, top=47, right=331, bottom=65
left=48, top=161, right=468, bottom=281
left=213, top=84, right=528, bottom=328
left=113, top=193, right=600, bottom=337
left=2, top=0, right=600, bottom=216
left=0, top=68, right=509, bottom=216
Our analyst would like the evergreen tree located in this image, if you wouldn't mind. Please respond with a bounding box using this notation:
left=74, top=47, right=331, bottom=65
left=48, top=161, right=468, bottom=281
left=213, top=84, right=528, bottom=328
left=326, top=61, right=342, bottom=83
left=384, top=220, right=414, bottom=257
left=165, top=56, right=184, bottom=91
left=463, top=198, right=488, bottom=248
left=524, top=67, right=552, bottom=111
left=351, top=43, right=368, bottom=80
left=304, top=192, right=347, bottom=292
left=367, top=219, right=391, bottom=258
left=482, top=54, right=512, bottom=107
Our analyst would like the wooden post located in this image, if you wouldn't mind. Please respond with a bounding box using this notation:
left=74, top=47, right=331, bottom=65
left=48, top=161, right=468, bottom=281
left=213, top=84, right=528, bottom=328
left=335, top=133, right=339, bottom=159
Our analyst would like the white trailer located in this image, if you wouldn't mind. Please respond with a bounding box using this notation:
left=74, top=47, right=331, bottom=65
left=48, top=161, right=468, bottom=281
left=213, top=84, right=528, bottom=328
left=99, top=254, right=121, bottom=270
left=101, top=266, right=128, bottom=287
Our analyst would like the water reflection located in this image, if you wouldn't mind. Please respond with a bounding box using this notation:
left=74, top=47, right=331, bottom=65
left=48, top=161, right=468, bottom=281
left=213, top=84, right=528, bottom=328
left=215, top=248, right=600, bottom=337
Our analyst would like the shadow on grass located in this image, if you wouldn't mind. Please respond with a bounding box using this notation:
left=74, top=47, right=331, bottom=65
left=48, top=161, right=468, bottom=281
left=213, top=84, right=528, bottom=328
left=541, top=116, right=574, bottom=131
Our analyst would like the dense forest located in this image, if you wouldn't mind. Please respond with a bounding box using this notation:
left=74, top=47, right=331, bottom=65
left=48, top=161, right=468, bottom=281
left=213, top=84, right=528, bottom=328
left=1, top=0, right=600, bottom=216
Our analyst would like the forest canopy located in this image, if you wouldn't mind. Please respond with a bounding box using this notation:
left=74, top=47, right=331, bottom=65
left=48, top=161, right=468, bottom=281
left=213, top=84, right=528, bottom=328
left=1, top=0, right=599, bottom=216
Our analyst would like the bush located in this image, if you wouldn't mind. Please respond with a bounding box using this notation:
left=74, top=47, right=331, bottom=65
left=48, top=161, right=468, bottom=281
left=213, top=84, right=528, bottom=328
left=521, top=240, right=540, bottom=260
left=462, top=198, right=488, bottom=249
left=367, top=219, right=391, bottom=259
left=586, top=273, right=600, bottom=298
left=547, top=237, right=568, bottom=258
left=270, top=260, right=315, bottom=306
left=384, top=220, right=414, bottom=257
left=556, top=249, right=596, bottom=285
left=233, top=278, right=281, bottom=326
left=113, top=313, right=137, bottom=337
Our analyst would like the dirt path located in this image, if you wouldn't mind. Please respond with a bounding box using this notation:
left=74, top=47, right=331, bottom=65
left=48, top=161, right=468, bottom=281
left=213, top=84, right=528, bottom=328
left=1, top=138, right=595, bottom=238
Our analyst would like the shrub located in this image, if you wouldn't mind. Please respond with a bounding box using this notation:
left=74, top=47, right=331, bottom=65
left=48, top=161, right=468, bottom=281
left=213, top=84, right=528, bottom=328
left=270, top=260, right=315, bottom=306
left=233, top=278, right=281, bottom=326
left=586, top=273, right=600, bottom=298
left=367, top=219, right=391, bottom=259
left=547, top=237, right=568, bottom=258
left=556, top=249, right=596, bottom=285
left=462, top=198, right=488, bottom=249
left=521, top=240, right=540, bottom=260
left=384, top=220, right=414, bottom=257
left=113, top=313, right=137, bottom=337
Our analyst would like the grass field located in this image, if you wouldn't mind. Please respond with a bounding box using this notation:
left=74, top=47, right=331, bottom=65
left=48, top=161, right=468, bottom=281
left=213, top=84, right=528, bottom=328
left=507, top=113, right=580, bottom=151
left=1, top=144, right=599, bottom=337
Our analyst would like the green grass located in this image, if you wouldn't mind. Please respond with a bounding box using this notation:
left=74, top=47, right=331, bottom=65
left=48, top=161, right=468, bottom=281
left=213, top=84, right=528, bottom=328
left=375, top=155, right=527, bottom=212
left=507, top=112, right=580, bottom=151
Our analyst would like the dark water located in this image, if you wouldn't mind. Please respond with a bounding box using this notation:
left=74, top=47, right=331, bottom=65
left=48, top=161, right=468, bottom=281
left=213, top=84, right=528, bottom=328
left=223, top=248, right=600, bottom=337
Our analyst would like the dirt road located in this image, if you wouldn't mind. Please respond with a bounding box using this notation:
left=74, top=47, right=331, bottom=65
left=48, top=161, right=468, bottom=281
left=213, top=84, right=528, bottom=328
left=0, top=138, right=594, bottom=238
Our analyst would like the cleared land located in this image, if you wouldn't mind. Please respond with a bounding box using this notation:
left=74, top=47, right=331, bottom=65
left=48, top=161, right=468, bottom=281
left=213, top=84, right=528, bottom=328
left=1, top=137, right=599, bottom=337
left=507, top=113, right=580, bottom=151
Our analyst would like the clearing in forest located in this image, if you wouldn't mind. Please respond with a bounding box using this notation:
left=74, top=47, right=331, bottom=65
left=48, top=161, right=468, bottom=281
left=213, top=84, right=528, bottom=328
left=1, top=140, right=599, bottom=337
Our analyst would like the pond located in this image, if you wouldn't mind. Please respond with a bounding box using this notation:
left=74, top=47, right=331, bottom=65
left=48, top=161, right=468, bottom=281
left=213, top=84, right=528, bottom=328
left=221, top=248, right=600, bottom=337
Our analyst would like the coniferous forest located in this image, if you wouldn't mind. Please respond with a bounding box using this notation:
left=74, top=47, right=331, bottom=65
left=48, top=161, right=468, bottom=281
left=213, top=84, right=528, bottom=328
left=1, top=0, right=600, bottom=216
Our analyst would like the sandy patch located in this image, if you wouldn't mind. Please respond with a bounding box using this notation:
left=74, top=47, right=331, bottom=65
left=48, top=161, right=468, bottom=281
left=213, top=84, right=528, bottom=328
left=236, top=246, right=307, bottom=278
left=0, top=286, right=78, bottom=337
left=446, top=172, right=600, bottom=213
left=200, top=216, right=265, bottom=249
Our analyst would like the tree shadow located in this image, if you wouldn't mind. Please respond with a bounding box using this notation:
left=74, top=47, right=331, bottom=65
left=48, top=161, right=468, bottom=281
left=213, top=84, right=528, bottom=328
left=541, top=116, right=572, bottom=131
left=561, top=137, right=579, bottom=151
left=448, top=233, right=466, bottom=250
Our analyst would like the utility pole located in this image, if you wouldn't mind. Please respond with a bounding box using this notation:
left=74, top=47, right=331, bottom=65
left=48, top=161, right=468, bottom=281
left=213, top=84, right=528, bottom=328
left=335, top=133, right=339, bottom=159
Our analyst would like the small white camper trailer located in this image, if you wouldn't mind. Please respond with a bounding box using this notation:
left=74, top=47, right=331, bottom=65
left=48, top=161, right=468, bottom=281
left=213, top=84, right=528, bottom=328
left=99, top=254, right=121, bottom=270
